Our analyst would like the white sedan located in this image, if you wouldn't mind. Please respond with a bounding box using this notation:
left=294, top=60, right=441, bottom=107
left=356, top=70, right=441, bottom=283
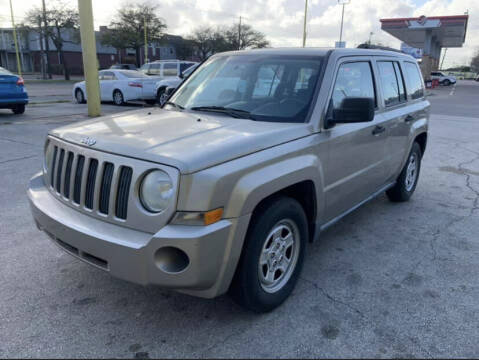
left=73, top=70, right=162, bottom=105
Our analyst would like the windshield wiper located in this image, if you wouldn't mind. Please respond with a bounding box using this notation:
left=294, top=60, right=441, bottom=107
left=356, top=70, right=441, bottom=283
left=165, top=101, right=184, bottom=110
left=190, top=106, right=254, bottom=119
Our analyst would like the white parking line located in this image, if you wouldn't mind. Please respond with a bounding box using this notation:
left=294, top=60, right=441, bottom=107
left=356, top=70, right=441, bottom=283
left=449, top=83, right=457, bottom=96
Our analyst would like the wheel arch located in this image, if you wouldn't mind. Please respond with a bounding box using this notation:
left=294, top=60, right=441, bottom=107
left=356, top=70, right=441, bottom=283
left=414, top=132, right=427, bottom=158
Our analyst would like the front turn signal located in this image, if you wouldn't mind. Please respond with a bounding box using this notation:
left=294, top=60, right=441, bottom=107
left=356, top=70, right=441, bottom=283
left=171, top=208, right=224, bottom=226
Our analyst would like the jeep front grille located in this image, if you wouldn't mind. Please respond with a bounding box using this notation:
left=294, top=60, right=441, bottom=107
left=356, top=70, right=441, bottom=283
left=48, top=144, right=133, bottom=220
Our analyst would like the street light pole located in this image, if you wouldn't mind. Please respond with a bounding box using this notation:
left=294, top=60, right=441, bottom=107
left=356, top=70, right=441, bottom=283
left=338, top=0, right=350, bottom=46
left=302, top=0, right=308, bottom=47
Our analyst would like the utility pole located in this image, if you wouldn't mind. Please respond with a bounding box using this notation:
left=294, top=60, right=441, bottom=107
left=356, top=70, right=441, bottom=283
left=144, top=17, right=148, bottom=64
left=42, top=0, right=52, bottom=79
left=9, top=0, right=22, bottom=76
left=78, top=0, right=101, bottom=116
left=302, top=0, right=308, bottom=47
left=37, top=16, right=46, bottom=79
left=238, top=16, right=242, bottom=50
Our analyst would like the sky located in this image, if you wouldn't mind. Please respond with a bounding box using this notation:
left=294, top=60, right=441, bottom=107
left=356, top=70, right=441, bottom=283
left=0, top=0, right=477, bottom=68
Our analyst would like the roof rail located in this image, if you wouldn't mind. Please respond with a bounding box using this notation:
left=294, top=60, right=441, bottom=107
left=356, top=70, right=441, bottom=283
left=357, top=43, right=404, bottom=54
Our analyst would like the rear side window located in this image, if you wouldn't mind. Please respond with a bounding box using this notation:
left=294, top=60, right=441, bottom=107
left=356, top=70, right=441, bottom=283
left=377, top=61, right=407, bottom=106
left=163, top=63, right=178, bottom=76
left=404, top=62, right=424, bottom=100
left=331, top=61, right=376, bottom=110
left=149, top=63, right=161, bottom=75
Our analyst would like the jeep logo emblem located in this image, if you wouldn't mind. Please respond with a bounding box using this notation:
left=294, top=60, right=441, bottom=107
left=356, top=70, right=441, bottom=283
left=81, top=137, right=96, bottom=146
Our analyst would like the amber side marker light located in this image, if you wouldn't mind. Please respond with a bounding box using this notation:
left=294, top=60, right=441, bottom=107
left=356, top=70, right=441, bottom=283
left=204, top=208, right=223, bottom=226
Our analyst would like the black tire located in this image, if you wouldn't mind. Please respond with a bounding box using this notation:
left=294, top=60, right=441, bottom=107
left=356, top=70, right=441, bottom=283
left=145, top=99, right=156, bottom=106
left=230, top=196, right=308, bottom=313
left=442, top=79, right=451, bottom=86
left=386, top=142, right=422, bottom=202
left=156, top=87, right=166, bottom=105
left=75, top=88, right=85, bottom=104
left=11, top=104, right=25, bottom=114
left=113, top=90, right=124, bottom=106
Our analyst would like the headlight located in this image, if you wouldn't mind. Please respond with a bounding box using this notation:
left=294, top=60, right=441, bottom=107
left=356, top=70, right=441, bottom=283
left=44, top=141, right=54, bottom=174
left=140, top=170, right=174, bottom=213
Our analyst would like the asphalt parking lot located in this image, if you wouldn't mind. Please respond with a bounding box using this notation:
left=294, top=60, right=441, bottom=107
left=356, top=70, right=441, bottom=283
left=1, top=81, right=478, bottom=358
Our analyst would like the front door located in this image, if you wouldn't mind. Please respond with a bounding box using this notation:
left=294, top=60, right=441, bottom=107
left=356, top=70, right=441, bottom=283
left=323, top=59, right=389, bottom=223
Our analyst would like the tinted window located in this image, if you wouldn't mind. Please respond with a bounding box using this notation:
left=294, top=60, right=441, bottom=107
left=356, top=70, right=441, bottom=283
left=148, top=63, right=161, bottom=75
left=163, top=63, right=178, bottom=76
left=0, top=66, right=12, bottom=75
left=180, top=63, right=193, bottom=72
left=378, top=62, right=400, bottom=106
left=331, top=61, right=375, bottom=110
left=404, top=62, right=424, bottom=100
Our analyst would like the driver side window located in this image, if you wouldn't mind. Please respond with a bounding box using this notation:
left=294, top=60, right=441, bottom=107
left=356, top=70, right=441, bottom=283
left=332, top=61, right=376, bottom=110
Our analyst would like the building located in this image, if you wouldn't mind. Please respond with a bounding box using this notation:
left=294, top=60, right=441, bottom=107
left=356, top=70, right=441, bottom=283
left=380, top=15, right=469, bottom=79
left=0, top=26, right=182, bottom=75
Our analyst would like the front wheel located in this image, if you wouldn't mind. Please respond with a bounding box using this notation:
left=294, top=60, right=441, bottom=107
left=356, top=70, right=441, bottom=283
left=230, top=196, right=308, bottom=312
left=75, top=88, right=85, bottom=104
left=156, top=87, right=166, bottom=105
left=387, top=142, right=422, bottom=202
left=11, top=104, right=25, bottom=114
left=113, top=90, right=124, bottom=106
left=442, top=79, right=451, bottom=86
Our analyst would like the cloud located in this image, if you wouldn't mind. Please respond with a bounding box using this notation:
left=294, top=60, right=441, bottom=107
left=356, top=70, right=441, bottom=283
left=1, top=0, right=477, bottom=67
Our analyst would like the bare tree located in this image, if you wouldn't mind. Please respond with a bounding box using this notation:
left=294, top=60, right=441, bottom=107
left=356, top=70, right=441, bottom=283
left=102, top=2, right=167, bottom=67
left=25, top=1, right=79, bottom=80
left=188, top=26, right=227, bottom=61
left=223, top=23, right=270, bottom=51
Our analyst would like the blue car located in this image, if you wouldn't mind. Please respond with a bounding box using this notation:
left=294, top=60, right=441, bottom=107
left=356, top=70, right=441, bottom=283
left=0, top=66, right=28, bottom=114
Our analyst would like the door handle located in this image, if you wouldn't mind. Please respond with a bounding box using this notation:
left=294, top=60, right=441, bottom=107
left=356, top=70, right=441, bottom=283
left=405, top=115, right=415, bottom=123
left=372, top=125, right=386, bottom=135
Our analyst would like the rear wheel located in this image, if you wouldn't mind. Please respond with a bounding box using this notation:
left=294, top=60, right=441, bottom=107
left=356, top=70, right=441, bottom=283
left=75, top=88, right=85, bottom=104
left=11, top=104, right=25, bottom=114
left=230, top=196, right=307, bottom=312
left=113, top=90, right=124, bottom=106
left=156, top=87, right=166, bottom=105
left=386, top=142, right=422, bottom=202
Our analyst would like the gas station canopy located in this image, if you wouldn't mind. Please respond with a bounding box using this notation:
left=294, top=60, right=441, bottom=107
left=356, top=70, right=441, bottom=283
left=380, top=15, right=469, bottom=77
left=380, top=15, right=469, bottom=49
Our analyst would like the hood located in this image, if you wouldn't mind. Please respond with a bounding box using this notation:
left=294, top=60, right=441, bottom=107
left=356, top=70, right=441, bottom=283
left=50, top=108, right=312, bottom=174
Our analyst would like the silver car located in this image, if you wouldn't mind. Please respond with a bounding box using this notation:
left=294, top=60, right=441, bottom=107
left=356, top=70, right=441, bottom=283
left=28, top=48, right=429, bottom=312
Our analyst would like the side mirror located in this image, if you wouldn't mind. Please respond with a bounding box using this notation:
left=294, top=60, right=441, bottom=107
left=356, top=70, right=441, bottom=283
left=327, top=97, right=375, bottom=128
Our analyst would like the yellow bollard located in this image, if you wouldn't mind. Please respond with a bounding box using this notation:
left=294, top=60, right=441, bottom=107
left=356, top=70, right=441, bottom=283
left=78, top=0, right=101, bottom=117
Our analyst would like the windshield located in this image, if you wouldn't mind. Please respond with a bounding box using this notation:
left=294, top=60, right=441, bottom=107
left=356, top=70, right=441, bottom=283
left=119, top=70, right=150, bottom=78
left=169, top=54, right=322, bottom=123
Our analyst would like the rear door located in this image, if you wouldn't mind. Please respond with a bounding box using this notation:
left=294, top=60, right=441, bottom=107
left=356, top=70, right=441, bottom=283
left=323, top=58, right=389, bottom=222
left=100, top=71, right=117, bottom=101
left=375, top=59, right=411, bottom=181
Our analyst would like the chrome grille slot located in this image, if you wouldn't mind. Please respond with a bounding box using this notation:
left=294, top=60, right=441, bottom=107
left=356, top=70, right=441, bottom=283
left=50, top=146, right=58, bottom=187
left=55, top=149, right=65, bottom=193
left=85, top=159, right=98, bottom=210
left=115, top=166, right=133, bottom=220
left=99, top=162, right=114, bottom=215
left=63, top=152, right=74, bottom=198
left=73, top=155, right=85, bottom=204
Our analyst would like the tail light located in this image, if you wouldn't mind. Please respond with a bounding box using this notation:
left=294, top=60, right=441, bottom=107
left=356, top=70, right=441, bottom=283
left=16, top=77, right=24, bottom=86
left=128, top=82, right=143, bottom=88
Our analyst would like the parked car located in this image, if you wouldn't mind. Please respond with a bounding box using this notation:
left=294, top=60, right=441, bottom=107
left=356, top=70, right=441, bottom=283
left=0, top=66, right=28, bottom=114
left=73, top=69, right=162, bottom=105
left=156, top=63, right=199, bottom=105
left=29, top=48, right=429, bottom=312
left=430, top=71, right=456, bottom=86
left=139, top=60, right=197, bottom=78
left=110, top=64, right=137, bottom=70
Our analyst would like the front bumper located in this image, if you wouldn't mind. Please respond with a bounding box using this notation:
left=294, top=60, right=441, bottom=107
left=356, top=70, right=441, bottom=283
left=28, top=173, right=251, bottom=298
